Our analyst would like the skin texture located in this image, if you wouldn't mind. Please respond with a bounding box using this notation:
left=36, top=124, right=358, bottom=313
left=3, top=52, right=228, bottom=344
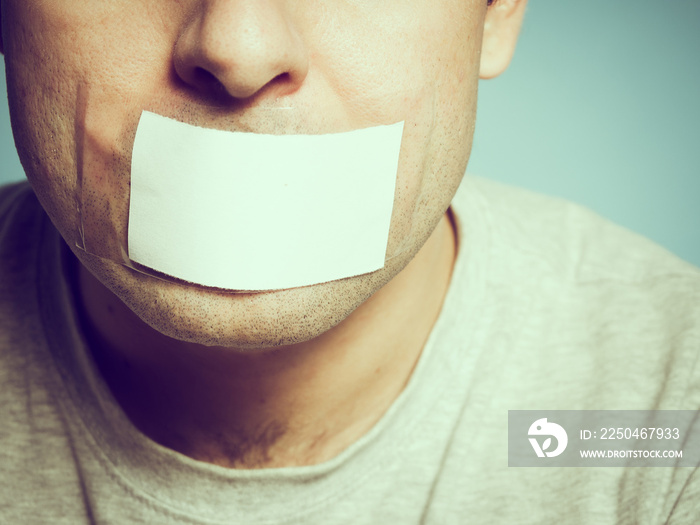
left=1, top=0, right=526, bottom=467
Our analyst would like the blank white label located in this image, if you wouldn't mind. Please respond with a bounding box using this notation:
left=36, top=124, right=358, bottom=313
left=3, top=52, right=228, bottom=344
left=128, top=111, right=403, bottom=290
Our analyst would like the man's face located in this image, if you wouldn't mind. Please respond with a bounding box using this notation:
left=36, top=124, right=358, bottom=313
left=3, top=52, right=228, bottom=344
left=2, top=0, right=486, bottom=348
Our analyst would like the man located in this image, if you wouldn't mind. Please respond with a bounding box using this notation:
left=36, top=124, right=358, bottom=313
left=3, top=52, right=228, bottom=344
left=0, top=0, right=698, bottom=523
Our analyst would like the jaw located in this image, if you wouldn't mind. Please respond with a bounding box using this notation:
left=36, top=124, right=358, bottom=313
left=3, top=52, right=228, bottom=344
left=73, top=242, right=406, bottom=351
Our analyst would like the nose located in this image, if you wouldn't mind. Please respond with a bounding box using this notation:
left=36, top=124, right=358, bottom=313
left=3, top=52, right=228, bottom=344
left=174, top=0, right=309, bottom=101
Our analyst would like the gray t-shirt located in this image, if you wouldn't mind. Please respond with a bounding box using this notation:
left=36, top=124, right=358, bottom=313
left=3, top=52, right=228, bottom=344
left=1, top=176, right=698, bottom=524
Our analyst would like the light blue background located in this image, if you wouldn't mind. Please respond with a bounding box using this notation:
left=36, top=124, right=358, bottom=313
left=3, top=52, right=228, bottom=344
left=1, top=1, right=699, bottom=266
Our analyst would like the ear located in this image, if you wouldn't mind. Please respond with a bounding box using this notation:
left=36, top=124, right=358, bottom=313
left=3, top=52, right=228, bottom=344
left=480, top=0, right=528, bottom=79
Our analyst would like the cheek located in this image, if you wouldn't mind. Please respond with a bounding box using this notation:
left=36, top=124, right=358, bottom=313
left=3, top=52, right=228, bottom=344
left=4, top=7, right=81, bottom=238
left=5, top=1, right=180, bottom=244
left=310, top=0, right=478, bottom=118
left=307, top=3, right=480, bottom=255
left=311, top=9, right=427, bottom=124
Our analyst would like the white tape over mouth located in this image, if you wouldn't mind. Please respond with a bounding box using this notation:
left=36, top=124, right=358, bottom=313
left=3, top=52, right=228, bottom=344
left=128, top=111, right=404, bottom=291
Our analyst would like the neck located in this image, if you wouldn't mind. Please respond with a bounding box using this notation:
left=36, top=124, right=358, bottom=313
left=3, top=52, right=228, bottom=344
left=76, top=213, right=456, bottom=469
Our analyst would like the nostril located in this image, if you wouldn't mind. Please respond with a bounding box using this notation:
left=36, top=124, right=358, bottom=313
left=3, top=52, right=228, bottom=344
left=267, top=72, right=297, bottom=96
left=273, top=72, right=291, bottom=83
left=192, top=66, right=219, bottom=87
left=188, top=66, right=234, bottom=102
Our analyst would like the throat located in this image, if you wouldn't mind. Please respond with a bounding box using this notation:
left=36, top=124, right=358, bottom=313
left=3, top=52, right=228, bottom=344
left=154, top=420, right=290, bottom=469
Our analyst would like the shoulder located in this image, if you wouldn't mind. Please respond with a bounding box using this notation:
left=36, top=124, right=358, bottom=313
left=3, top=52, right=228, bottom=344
left=0, top=180, right=49, bottom=355
left=453, top=176, right=700, bottom=329
left=0, top=183, right=89, bottom=523
left=0, top=180, right=44, bottom=254
left=451, top=175, right=700, bottom=408
left=455, top=175, right=699, bottom=284
left=441, top=176, right=700, bottom=523
left=0, top=181, right=47, bottom=292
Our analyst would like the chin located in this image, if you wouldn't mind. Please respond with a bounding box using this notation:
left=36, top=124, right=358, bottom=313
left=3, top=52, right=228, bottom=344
left=76, top=248, right=403, bottom=351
